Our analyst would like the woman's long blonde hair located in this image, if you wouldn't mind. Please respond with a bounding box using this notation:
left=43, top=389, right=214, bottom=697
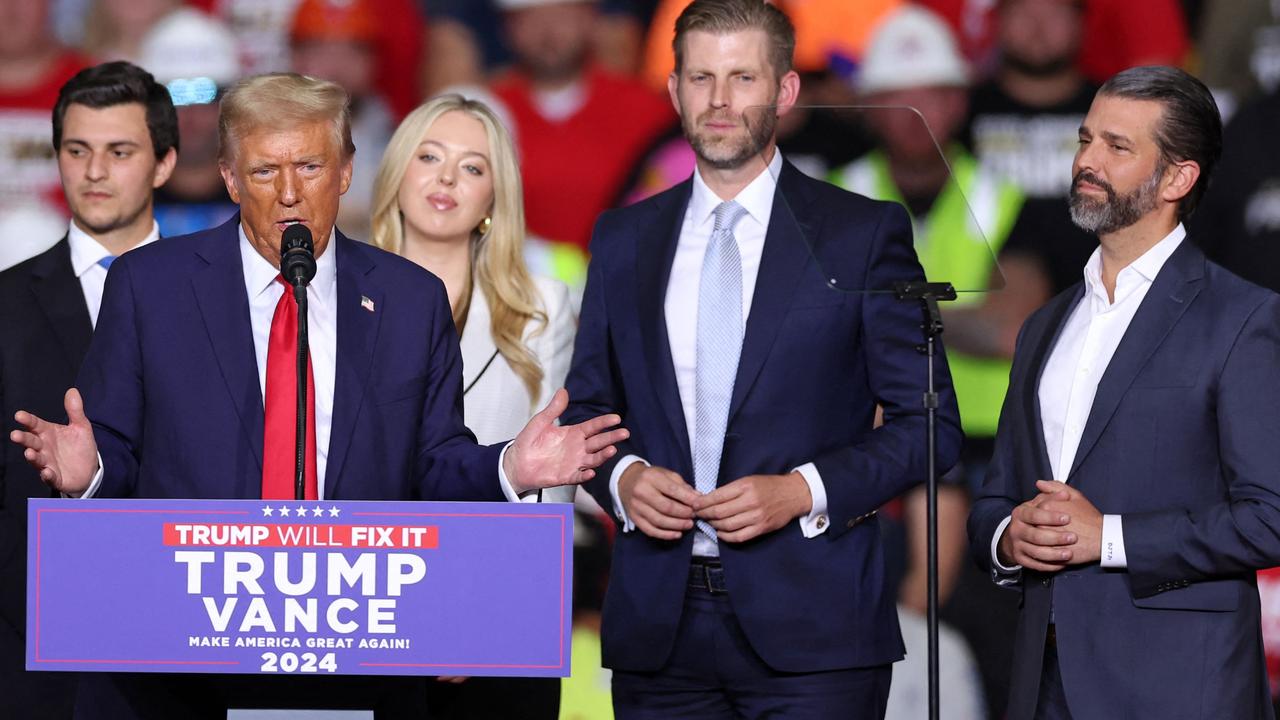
left=370, top=94, right=546, bottom=407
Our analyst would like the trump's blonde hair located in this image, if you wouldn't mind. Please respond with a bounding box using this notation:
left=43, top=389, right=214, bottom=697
left=218, top=73, right=355, bottom=161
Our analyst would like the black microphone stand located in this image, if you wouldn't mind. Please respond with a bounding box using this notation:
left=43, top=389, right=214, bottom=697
left=293, top=283, right=309, bottom=502
left=893, top=279, right=957, bottom=720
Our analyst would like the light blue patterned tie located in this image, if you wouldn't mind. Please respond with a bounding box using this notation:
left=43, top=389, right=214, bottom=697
left=97, top=256, right=115, bottom=270
left=693, top=200, right=748, bottom=542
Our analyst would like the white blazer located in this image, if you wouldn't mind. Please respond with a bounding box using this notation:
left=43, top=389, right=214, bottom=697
left=459, top=274, right=576, bottom=503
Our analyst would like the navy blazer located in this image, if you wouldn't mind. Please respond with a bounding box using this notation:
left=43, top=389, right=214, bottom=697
left=563, top=161, right=963, bottom=673
left=0, top=238, right=85, bottom=718
left=78, top=215, right=503, bottom=503
left=969, top=239, right=1280, bottom=719
left=71, top=216, right=505, bottom=718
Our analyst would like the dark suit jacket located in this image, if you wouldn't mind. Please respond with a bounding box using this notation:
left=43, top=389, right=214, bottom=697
left=0, top=238, right=85, bottom=719
left=78, top=215, right=503, bottom=503
left=563, top=161, right=963, bottom=673
left=969, top=239, right=1280, bottom=719
left=71, top=216, right=504, bottom=719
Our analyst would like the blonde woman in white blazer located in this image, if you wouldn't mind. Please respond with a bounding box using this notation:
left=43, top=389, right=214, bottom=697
left=369, top=93, right=574, bottom=718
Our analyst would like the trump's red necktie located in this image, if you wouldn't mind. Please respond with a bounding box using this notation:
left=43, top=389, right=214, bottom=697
left=261, top=276, right=318, bottom=500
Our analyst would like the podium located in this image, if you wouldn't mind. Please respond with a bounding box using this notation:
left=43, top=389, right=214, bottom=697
left=27, top=498, right=573, bottom=678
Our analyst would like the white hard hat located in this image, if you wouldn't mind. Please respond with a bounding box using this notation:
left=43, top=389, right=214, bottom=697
left=857, top=6, right=969, bottom=95
left=138, top=8, right=241, bottom=103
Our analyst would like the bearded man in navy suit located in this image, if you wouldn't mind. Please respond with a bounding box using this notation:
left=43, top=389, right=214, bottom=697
left=561, top=1, right=962, bottom=717
left=969, top=66, right=1280, bottom=720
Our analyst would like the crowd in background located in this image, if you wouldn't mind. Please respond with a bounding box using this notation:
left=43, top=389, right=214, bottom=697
left=2, top=0, right=1279, bottom=718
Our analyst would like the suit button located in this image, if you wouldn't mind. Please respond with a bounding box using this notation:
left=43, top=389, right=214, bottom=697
left=1041, top=577, right=1050, bottom=586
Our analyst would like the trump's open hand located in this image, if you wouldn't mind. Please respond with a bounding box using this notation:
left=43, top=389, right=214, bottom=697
left=10, top=388, right=99, bottom=496
left=504, top=388, right=629, bottom=495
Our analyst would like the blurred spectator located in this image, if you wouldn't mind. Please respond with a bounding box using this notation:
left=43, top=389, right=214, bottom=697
left=830, top=9, right=1050, bottom=715
left=1193, top=87, right=1280, bottom=293
left=79, top=0, right=178, bottom=62
left=885, top=605, right=987, bottom=720
left=289, top=0, right=395, bottom=240
left=216, top=0, right=424, bottom=118
left=638, top=0, right=905, bottom=92
left=492, top=0, right=674, bottom=251
left=1197, top=0, right=1280, bottom=116
left=216, top=0, right=306, bottom=76
left=0, top=0, right=88, bottom=239
left=1076, top=0, right=1190, bottom=84
left=966, top=0, right=1094, bottom=201
left=964, top=0, right=1098, bottom=300
left=923, top=0, right=1190, bottom=85
left=137, top=8, right=240, bottom=239
left=421, top=0, right=652, bottom=96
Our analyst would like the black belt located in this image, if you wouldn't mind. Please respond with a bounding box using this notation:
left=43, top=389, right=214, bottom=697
left=688, top=557, right=728, bottom=594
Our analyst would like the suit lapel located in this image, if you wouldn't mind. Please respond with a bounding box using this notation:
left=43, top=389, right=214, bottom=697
left=636, top=180, right=694, bottom=475
left=727, top=162, right=816, bottom=421
left=28, top=238, right=93, bottom=370
left=1025, top=285, right=1084, bottom=482
left=190, top=216, right=265, bottom=473
left=324, top=234, right=382, bottom=497
left=1067, top=240, right=1204, bottom=480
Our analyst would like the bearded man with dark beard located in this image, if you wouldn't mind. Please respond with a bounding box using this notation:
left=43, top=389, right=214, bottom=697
left=969, top=65, right=1280, bottom=720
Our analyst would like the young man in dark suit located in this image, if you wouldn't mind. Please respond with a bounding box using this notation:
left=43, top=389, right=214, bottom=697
left=0, top=61, right=176, bottom=719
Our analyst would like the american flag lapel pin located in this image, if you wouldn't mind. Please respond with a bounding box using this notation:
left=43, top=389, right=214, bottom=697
left=361, top=295, right=375, bottom=312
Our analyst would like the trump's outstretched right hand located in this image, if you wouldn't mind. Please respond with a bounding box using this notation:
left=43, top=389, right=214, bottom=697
left=10, top=388, right=98, bottom=496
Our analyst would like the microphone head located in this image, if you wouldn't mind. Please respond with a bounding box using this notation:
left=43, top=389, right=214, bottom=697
left=280, top=224, right=317, bottom=287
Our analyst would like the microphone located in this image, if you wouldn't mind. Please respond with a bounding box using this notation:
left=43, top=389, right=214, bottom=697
left=280, top=224, right=317, bottom=288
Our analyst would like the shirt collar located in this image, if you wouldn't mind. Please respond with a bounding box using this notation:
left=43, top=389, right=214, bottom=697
left=1082, top=223, right=1186, bottom=304
left=238, top=224, right=338, bottom=300
left=688, top=148, right=782, bottom=230
left=67, top=220, right=160, bottom=278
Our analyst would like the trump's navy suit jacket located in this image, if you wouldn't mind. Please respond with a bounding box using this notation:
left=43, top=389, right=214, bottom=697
left=78, top=214, right=503, bottom=503
left=563, top=160, right=963, bottom=673
left=969, top=239, right=1280, bottom=719
left=71, top=216, right=502, bottom=718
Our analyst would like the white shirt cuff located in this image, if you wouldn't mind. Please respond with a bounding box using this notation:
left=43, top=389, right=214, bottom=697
left=497, top=442, right=541, bottom=504
left=1100, top=514, right=1127, bottom=568
left=69, top=452, right=105, bottom=499
left=990, top=515, right=1022, bottom=585
left=792, top=463, right=829, bottom=537
left=609, top=454, right=647, bottom=532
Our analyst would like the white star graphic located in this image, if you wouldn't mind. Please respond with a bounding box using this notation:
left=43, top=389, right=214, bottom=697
left=279, top=506, right=291, bottom=517
left=312, top=506, right=324, bottom=517
left=262, top=506, right=274, bottom=517
left=329, top=506, right=341, bottom=517
left=296, top=506, right=308, bottom=519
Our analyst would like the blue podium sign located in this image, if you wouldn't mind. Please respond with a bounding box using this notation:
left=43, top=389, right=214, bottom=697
left=27, top=498, right=572, bottom=677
